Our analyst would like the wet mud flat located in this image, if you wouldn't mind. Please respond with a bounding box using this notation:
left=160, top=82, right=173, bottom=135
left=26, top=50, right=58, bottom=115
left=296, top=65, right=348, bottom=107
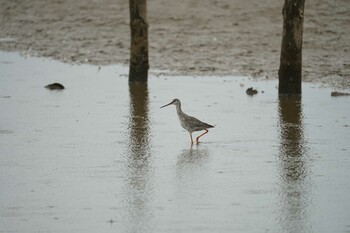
left=0, top=0, right=349, bottom=88
left=1, top=52, right=350, bottom=233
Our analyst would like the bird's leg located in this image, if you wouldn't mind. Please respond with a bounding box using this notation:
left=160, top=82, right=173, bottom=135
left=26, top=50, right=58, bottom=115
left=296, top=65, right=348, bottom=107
left=189, top=132, right=194, bottom=144
left=196, top=129, right=209, bottom=144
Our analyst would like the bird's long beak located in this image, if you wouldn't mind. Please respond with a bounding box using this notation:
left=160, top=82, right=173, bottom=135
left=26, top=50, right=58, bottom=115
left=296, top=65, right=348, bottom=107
left=160, top=101, right=174, bottom=109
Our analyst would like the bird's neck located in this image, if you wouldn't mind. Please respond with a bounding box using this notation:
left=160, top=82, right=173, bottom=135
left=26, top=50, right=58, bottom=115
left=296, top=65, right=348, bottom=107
left=175, top=104, right=183, bottom=116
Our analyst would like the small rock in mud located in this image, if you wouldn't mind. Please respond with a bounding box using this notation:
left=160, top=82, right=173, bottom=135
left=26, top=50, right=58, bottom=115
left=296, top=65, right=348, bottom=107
left=246, top=87, right=258, bottom=96
left=45, top=83, right=65, bottom=90
left=331, top=91, right=350, bottom=97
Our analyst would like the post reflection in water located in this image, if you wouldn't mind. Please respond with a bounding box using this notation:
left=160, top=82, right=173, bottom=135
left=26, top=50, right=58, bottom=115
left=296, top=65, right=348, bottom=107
left=125, top=83, right=153, bottom=233
left=277, top=96, right=311, bottom=233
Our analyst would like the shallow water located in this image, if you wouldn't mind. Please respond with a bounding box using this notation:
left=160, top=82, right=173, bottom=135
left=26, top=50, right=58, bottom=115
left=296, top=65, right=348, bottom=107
left=0, top=52, right=349, bottom=233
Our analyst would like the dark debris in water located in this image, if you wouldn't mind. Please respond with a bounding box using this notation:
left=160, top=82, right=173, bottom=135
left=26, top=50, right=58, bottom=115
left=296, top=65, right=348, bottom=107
left=45, top=83, right=65, bottom=90
left=246, top=87, right=258, bottom=96
left=107, top=219, right=115, bottom=224
left=331, top=91, right=350, bottom=97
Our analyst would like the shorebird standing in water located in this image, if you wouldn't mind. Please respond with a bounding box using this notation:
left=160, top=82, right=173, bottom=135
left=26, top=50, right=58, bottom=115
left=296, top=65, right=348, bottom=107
left=160, top=98, right=214, bottom=144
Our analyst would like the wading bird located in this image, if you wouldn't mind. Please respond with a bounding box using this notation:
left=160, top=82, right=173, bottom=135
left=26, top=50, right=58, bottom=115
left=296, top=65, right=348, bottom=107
left=160, top=99, right=214, bottom=144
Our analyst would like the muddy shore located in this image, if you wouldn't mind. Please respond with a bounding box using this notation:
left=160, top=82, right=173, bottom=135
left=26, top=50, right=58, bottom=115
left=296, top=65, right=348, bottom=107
left=0, top=0, right=349, bottom=88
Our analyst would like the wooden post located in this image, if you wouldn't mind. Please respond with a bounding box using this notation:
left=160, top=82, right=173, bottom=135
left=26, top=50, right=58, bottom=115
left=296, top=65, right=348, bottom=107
left=129, top=0, right=149, bottom=82
left=278, top=0, right=305, bottom=95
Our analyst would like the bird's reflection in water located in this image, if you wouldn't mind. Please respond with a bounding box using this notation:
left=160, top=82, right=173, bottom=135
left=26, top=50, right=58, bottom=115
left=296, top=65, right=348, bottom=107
left=177, top=145, right=209, bottom=169
left=125, top=82, right=153, bottom=233
left=175, top=145, right=210, bottom=206
left=277, top=96, right=311, bottom=233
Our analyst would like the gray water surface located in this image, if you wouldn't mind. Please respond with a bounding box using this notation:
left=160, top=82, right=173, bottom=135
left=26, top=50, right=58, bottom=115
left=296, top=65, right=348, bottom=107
left=0, top=52, right=349, bottom=233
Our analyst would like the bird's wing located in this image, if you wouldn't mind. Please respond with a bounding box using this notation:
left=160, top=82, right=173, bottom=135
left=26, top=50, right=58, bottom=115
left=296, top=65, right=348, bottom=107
left=187, top=115, right=214, bottom=129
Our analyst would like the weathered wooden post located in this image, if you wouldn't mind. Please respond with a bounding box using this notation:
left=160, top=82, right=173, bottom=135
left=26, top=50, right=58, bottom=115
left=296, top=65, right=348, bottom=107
left=129, top=0, right=149, bottom=82
left=278, top=0, right=305, bottom=95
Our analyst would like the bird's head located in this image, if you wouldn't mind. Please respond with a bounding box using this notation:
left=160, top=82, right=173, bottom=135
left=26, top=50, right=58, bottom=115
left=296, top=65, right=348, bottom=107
left=160, top=98, right=181, bottom=108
